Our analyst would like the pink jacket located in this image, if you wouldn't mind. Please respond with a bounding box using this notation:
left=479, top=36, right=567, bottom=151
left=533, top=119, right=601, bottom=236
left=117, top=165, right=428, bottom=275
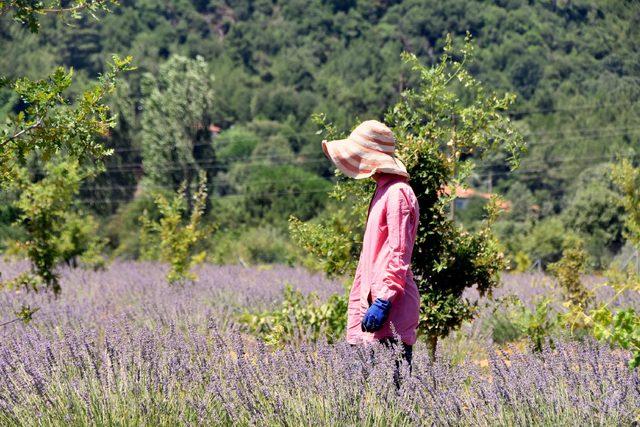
left=347, top=174, right=420, bottom=346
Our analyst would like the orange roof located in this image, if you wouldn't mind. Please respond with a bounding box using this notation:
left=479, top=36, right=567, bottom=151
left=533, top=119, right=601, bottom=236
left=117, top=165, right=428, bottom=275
left=442, top=185, right=511, bottom=211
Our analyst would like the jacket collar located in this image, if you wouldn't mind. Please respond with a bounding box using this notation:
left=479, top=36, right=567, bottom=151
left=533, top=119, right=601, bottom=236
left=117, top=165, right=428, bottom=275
left=374, top=173, right=407, bottom=189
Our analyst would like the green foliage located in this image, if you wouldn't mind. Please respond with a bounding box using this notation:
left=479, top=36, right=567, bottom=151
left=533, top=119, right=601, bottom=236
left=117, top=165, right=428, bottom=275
left=593, top=307, right=640, bottom=369
left=209, top=226, right=300, bottom=266
left=0, top=55, right=134, bottom=184
left=0, top=0, right=116, bottom=33
left=213, top=126, right=260, bottom=172
left=561, top=165, right=625, bottom=268
left=387, top=35, right=523, bottom=345
left=521, top=217, right=567, bottom=268
left=139, top=55, right=215, bottom=190
left=229, top=164, right=331, bottom=227
left=2, top=0, right=639, bottom=236
left=580, top=267, right=640, bottom=369
left=4, top=159, right=105, bottom=293
left=572, top=160, right=640, bottom=367
left=54, top=211, right=107, bottom=269
left=105, top=192, right=166, bottom=259
left=479, top=294, right=559, bottom=350
left=0, top=271, right=42, bottom=293
left=612, top=159, right=640, bottom=248
left=239, top=284, right=348, bottom=346
left=0, top=304, right=39, bottom=327
left=512, top=251, right=532, bottom=273
left=482, top=298, right=525, bottom=345
left=289, top=203, right=363, bottom=277
left=139, top=172, right=210, bottom=284
left=1, top=0, right=636, bottom=270
left=289, top=113, right=374, bottom=278
left=515, top=297, right=557, bottom=352
left=549, top=237, right=592, bottom=308
left=549, top=258, right=640, bottom=368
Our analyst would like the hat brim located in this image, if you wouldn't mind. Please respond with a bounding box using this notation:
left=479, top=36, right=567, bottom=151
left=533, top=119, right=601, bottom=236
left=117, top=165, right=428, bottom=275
left=322, top=138, right=409, bottom=180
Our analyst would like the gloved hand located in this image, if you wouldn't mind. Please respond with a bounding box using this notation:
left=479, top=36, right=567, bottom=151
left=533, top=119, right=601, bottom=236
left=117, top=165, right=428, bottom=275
left=361, top=298, right=391, bottom=332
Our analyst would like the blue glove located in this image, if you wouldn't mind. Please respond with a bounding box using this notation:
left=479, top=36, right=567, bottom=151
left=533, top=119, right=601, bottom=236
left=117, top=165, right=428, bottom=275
left=361, top=298, right=392, bottom=332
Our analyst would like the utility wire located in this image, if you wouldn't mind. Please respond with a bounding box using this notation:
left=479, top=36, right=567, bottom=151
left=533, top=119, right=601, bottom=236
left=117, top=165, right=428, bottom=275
left=53, top=126, right=640, bottom=175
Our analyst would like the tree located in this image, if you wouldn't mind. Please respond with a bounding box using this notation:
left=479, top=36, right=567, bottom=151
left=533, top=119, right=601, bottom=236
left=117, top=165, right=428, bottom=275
left=612, top=159, right=640, bottom=249
left=4, top=159, right=105, bottom=293
left=0, top=0, right=115, bottom=33
left=139, top=55, right=215, bottom=191
left=212, top=126, right=260, bottom=174
left=293, top=35, right=524, bottom=358
left=229, top=163, right=331, bottom=228
left=0, top=1, right=131, bottom=296
left=0, top=55, right=133, bottom=184
left=561, top=182, right=625, bottom=268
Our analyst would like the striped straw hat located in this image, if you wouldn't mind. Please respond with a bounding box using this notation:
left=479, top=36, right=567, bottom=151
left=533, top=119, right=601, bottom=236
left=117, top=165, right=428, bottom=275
left=322, top=120, right=409, bottom=179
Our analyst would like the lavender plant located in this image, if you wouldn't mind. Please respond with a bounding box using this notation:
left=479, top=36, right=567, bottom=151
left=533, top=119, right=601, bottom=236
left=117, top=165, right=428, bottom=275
left=0, top=261, right=638, bottom=425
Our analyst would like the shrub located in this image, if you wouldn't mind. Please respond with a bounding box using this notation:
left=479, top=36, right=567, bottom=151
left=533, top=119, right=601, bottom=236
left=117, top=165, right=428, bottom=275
left=515, top=297, right=558, bottom=352
left=107, top=192, right=167, bottom=259
left=521, top=217, right=567, bottom=268
left=229, top=163, right=331, bottom=227
left=54, top=212, right=107, bottom=270
left=213, top=126, right=261, bottom=170
left=239, top=284, right=348, bottom=345
left=209, top=226, right=302, bottom=266
left=549, top=237, right=592, bottom=309
left=139, top=172, right=210, bottom=284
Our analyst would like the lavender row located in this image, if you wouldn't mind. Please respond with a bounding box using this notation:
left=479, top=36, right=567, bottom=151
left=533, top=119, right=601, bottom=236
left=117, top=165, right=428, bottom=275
left=0, top=319, right=637, bottom=425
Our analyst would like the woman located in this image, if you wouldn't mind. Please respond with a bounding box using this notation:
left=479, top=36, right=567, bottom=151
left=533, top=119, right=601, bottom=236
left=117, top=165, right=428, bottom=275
left=322, top=120, right=420, bottom=365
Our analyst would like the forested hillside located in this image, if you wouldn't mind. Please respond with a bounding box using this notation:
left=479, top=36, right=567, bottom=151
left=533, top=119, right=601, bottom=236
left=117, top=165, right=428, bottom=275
left=1, top=0, right=639, bottom=268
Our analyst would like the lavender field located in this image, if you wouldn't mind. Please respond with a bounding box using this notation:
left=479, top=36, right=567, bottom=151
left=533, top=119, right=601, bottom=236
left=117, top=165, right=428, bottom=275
left=1, top=261, right=639, bottom=426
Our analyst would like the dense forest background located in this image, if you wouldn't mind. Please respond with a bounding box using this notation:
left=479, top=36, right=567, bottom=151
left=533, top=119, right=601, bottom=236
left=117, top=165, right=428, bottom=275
left=1, top=0, right=639, bottom=270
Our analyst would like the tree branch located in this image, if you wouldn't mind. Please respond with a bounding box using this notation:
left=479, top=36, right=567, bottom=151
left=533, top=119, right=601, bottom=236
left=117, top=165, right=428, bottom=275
left=0, top=317, right=21, bottom=328
left=0, top=118, right=43, bottom=148
left=40, top=2, right=104, bottom=14
left=0, top=1, right=110, bottom=17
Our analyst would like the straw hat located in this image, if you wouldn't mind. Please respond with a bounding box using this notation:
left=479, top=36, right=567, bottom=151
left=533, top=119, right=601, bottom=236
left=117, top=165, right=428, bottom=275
left=322, top=120, right=409, bottom=179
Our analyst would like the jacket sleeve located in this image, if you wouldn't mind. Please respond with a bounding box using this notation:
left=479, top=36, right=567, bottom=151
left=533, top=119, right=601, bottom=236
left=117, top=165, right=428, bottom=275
left=378, top=188, right=415, bottom=303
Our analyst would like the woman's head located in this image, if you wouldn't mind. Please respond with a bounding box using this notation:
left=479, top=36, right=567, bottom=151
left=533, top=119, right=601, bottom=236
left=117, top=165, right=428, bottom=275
left=321, top=120, right=408, bottom=180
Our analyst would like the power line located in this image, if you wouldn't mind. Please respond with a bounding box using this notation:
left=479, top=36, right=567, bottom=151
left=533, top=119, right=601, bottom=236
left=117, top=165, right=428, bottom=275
left=472, top=152, right=640, bottom=180
left=24, top=125, right=637, bottom=176
left=508, top=101, right=640, bottom=116
left=77, top=188, right=333, bottom=206
left=81, top=175, right=332, bottom=192
left=525, top=124, right=640, bottom=139
left=104, top=130, right=324, bottom=155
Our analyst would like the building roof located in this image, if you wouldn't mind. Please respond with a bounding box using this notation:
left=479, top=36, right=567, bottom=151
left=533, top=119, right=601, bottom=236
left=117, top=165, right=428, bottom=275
left=442, top=185, right=512, bottom=211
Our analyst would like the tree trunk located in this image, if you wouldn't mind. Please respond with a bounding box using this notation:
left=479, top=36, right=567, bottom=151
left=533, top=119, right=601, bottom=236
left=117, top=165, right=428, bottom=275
left=427, top=334, right=438, bottom=362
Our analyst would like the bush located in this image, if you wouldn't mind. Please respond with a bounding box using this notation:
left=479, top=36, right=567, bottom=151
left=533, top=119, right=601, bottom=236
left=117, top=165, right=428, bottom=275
left=213, top=126, right=261, bottom=171
left=548, top=237, right=591, bottom=308
left=138, top=173, right=210, bottom=284
left=561, top=167, right=624, bottom=269
left=239, top=284, right=348, bottom=346
left=209, top=226, right=301, bottom=266
left=107, top=192, right=168, bottom=259
left=521, top=217, right=567, bottom=268
left=228, top=164, right=331, bottom=227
